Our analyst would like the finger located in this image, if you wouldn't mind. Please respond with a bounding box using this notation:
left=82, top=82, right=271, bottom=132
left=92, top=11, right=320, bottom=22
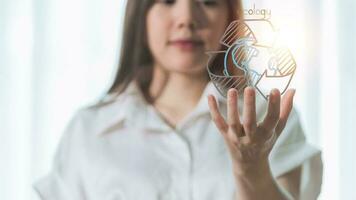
left=275, top=89, right=296, bottom=135
left=243, top=87, right=257, bottom=138
left=261, top=89, right=281, bottom=132
left=227, top=88, right=242, bottom=135
left=208, top=94, right=228, bottom=135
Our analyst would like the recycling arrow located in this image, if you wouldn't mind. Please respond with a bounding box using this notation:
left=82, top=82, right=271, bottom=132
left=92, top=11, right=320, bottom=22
left=255, top=70, right=295, bottom=100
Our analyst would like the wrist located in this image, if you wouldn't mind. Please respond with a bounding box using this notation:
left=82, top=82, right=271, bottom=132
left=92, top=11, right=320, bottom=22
left=232, top=158, right=271, bottom=179
left=233, top=163, right=288, bottom=200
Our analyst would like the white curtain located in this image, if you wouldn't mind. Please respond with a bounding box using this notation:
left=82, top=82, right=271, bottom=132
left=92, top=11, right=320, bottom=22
left=1, top=0, right=126, bottom=199
left=0, top=0, right=355, bottom=199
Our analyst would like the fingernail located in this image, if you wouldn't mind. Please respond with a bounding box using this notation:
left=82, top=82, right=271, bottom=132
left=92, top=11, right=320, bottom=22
left=246, top=87, right=255, bottom=96
left=229, top=88, right=236, bottom=96
left=271, top=88, right=280, bottom=96
left=290, top=89, right=296, bottom=97
left=268, top=89, right=278, bottom=103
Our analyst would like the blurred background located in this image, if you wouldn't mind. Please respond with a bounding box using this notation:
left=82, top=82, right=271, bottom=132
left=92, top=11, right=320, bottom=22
left=0, top=0, right=355, bottom=199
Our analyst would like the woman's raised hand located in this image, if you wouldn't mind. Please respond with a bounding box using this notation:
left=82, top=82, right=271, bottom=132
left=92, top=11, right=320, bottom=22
left=208, top=87, right=295, bottom=176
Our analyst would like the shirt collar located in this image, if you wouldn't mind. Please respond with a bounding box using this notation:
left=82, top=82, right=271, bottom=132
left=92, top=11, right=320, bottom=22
left=94, top=81, right=145, bottom=136
left=95, top=80, right=226, bottom=136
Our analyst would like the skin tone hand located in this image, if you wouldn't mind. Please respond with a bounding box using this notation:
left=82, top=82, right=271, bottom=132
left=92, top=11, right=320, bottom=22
left=208, top=87, right=296, bottom=200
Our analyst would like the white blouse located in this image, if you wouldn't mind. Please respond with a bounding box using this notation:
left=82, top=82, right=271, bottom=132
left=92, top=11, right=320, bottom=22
left=33, top=80, right=323, bottom=200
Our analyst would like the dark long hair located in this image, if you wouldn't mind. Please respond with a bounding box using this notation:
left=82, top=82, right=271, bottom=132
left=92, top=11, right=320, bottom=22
left=107, top=0, right=243, bottom=103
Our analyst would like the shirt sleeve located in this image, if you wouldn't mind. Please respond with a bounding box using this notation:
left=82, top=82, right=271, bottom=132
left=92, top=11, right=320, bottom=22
left=269, top=108, right=323, bottom=200
left=33, top=111, right=86, bottom=200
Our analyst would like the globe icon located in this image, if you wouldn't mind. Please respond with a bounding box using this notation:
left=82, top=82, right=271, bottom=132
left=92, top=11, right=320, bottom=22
left=207, top=19, right=296, bottom=100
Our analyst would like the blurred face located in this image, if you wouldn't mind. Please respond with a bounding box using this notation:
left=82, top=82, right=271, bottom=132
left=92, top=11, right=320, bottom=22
left=146, top=0, right=230, bottom=76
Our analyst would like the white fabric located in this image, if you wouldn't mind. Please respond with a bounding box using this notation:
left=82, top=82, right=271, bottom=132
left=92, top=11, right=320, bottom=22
left=33, top=80, right=322, bottom=200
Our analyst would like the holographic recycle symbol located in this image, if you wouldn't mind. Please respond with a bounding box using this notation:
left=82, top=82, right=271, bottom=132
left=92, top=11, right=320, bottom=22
left=206, top=19, right=296, bottom=100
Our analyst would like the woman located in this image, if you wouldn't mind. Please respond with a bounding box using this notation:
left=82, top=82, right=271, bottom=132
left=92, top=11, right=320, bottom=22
left=34, top=0, right=322, bottom=199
